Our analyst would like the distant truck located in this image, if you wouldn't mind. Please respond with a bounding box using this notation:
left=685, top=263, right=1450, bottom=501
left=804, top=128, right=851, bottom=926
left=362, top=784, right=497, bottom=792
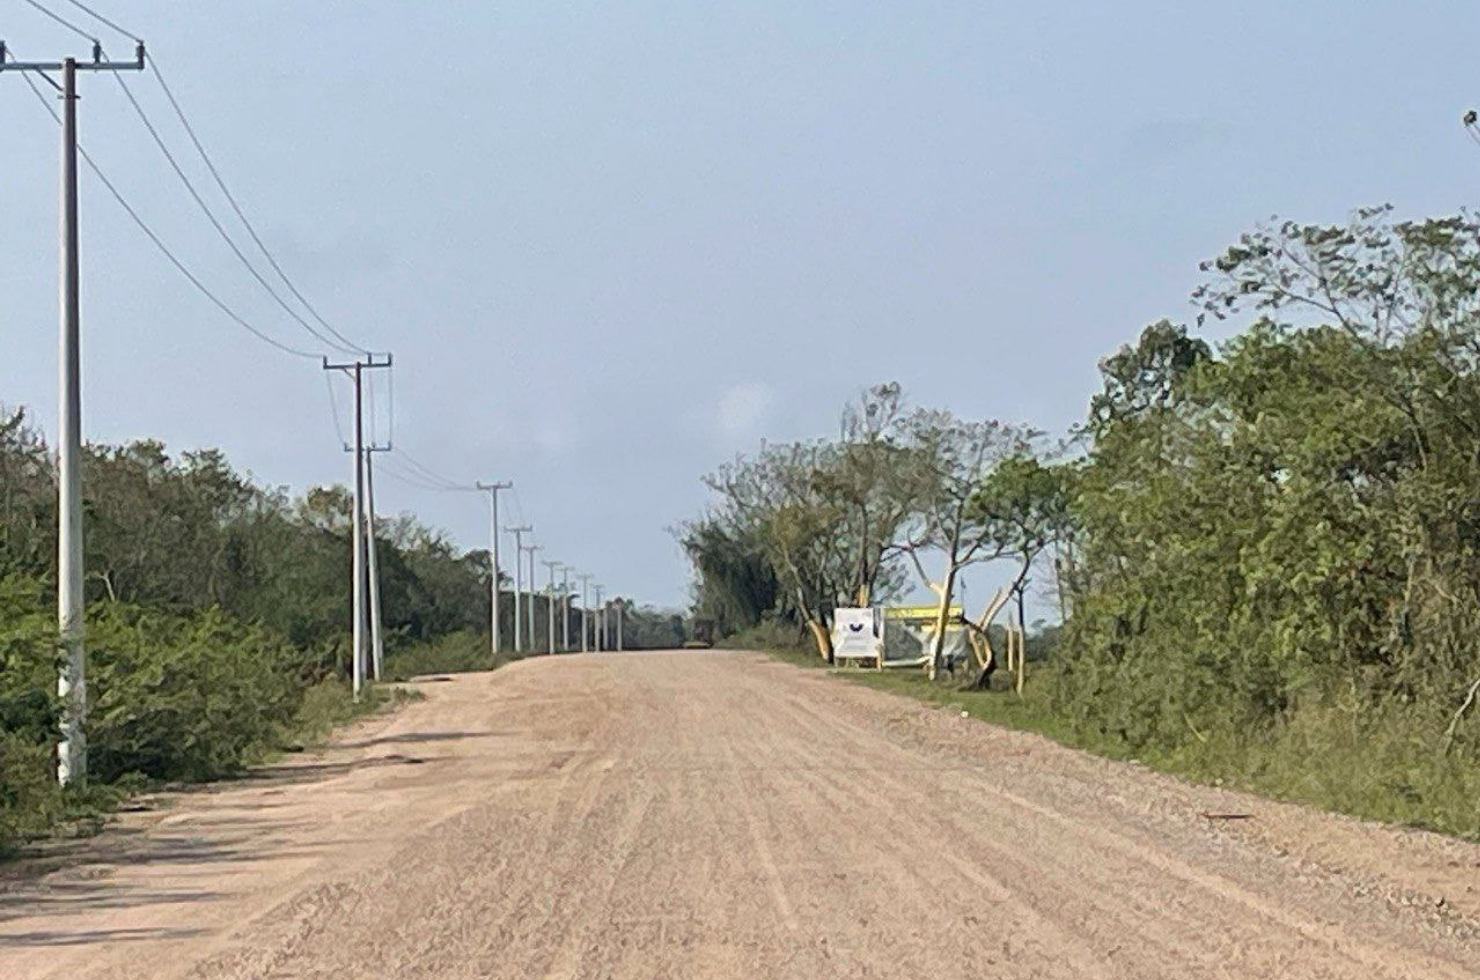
left=684, top=618, right=716, bottom=649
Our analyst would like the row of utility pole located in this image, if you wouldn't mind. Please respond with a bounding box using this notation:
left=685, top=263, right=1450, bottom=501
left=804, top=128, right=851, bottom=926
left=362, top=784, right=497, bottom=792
left=316, top=384, right=628, bottom=707
left=1, top=38, right=627, bottom=789
left=477, top=488, right=623, bottom=657
left=323, top=355, right=392, bottom=701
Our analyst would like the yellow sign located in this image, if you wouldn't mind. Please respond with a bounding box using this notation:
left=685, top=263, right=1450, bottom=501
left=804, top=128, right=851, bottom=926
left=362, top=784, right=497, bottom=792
left=884, top=605, right=963, bottom=621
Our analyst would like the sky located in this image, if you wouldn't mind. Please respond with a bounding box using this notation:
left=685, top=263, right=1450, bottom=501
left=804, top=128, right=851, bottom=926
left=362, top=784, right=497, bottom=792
left=1, top=1, right=1477, bottom=612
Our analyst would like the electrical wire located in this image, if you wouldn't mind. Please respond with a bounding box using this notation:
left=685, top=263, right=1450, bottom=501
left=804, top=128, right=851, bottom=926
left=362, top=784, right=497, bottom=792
left=393, top=447, right=471, bottom=490
left=58, top=0, right=136, bottom=41
left=386, top=362, right=396, bottom=450
left=46, top=0, right=373, bottom=356
left=104, top=64, right=361, bottom=356
left=8, top=49, right=322, bottom=359
left=148, top=56, right=372, bottom=355
left=510, top=485, right=529, bottom=526
left=379, top=454, right=475, bottom=493
left=17, top=0, right=95, bottom=42
left=324, top=371, right=349, bottom=448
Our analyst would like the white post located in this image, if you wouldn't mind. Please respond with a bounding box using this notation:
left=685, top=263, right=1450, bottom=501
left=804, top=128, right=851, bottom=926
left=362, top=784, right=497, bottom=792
left=560, top=567, right=572, bottom=651
left=56, top=58, right=85, bottom=786
left=350, top=363, right=366, bottom=701
left=506, top=526, right=530, bottom=653
left=489, top=489, right=499, bottom=654
left=364, top=449, right=384, bottom=682
left=525, top=544, right=542, bottom=651
left=544, top=561, right=560, bottom=655
left=479, top=483, right=510, bottom=656
left=578, top=574, right=592, bottom=653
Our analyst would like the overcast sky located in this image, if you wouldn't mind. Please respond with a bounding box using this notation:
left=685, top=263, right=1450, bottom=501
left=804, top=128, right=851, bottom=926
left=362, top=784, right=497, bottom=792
left=1, top=1, right=1476, bottom=610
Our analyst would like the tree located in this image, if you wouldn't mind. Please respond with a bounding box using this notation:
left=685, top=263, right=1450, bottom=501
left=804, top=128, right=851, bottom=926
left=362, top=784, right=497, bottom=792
left=818, top=383, right=929, bottom=607
left=679, top=516, right=778, bottom=636
left=896, top=410, right=1038, bottom=679
left=964, top=454, right=1073, bottom=688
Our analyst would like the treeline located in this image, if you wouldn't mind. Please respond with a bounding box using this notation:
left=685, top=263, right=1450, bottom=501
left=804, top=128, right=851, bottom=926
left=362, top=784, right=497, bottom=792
left=685, top=207, right=1480, bottom=836
left=681, top=381, right=1053, bottom=683
left=0, top=414, right=494, bottom=850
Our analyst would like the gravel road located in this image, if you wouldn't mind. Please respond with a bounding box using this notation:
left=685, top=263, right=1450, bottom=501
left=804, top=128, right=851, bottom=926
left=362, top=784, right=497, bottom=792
left=3, top=650, right=1479, bottom=978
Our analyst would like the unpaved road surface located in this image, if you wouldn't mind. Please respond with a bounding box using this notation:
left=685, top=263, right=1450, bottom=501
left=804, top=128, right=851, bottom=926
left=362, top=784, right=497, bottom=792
left=4, top=651, right=1480, bottom=979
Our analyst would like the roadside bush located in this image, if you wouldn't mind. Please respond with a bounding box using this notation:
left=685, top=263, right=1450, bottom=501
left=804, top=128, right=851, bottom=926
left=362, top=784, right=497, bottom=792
left=0, top=415, right=509, bottom=855
left=87, top=604, right=302, bottom=784
left=721, top=619, right=813, bottom=661
left=0, top=575, right=62, bottom=852
left=385, top=629, right=517, bottom=681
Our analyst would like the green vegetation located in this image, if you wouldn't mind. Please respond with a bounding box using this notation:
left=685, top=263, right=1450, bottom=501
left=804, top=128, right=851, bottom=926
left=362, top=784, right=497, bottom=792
left=385, top=629, right=513, bottom=681
left=0, top=419, right=504, bottom=855
left=687, top=207, right=1480, bottom=840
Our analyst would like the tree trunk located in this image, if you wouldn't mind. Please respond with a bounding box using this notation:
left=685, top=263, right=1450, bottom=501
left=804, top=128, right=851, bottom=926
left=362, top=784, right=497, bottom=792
left=965, top=589, right=1010, bottom=690
left=927, top=566, right=958, bottom=681
left=806, top=618, right=834, bottom=663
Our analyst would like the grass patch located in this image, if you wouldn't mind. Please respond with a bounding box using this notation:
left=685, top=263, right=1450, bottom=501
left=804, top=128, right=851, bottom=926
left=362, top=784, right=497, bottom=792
left=384, top=630, right=525, bottom=682
left=720, top=621, right=822, bottom=668
left=833, top=665, right=1136, bottom=762
left=279, top=678, right=410, bottom=751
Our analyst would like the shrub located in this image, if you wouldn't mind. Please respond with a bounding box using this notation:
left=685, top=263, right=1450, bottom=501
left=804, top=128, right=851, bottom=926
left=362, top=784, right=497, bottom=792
left=87, top=604, right=302, bottom=784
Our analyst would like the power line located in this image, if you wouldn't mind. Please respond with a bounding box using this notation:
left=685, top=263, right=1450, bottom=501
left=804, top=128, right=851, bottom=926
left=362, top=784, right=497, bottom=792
left=393, top=447, right=471, bottom=490
left=103, top=59, right=361, bottom=356
left=8, top=47, right=321, bottom=359
left=47, top=1, right=372, bottom=355
left=511, top=485, right=529, bottom=526
left=147, top=56, right=371, bottom=355
left=324, top=371, right=349, bottom=447
left=367, top=360, right=380, bottom=449
left=17, top=0, right=95, bottom=41
left=379, top=454, right=475, bottom=493
left=58, top=0, right=137, bottom=41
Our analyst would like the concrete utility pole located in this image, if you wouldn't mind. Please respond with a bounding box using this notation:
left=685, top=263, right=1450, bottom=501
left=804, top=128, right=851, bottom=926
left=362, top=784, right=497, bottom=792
left=577, top=573, right=593, bottom=653
left=504, top=525, right=532, bottom=653
left=543, top=561, right=561, bottom=654
left=477, top=482, right=511, bottom=656
left=560, top=567, right=573, bottom=651
left=524, top=544, right=542, bottom=651
left=593, top=584, right=605, bottom=652
left=0, top=42, right=146, bottom=786
left=364, top=447, right=385, bottom=681
left=323, top=354, right=391, bottom=701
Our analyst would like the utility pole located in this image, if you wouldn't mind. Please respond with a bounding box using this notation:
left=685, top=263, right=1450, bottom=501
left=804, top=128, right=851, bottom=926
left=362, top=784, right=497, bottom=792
left=364, top=447, right=386, bottom=681
left=560, top=566, right=573, bottom=651
left=593, top=584, right=605, bottom=652
left=2, top=43, right=148, bottom=786
left=477, top=482, right=512, bottom=656
left=524, top=543, right=543, bottom=651
left=323, top=354, right=392, bottom=701
left=577, top=573, right=593, bottom=653
left=504, top=525, right=532, bottom=653
left=543, top=561, right=561, bottom=654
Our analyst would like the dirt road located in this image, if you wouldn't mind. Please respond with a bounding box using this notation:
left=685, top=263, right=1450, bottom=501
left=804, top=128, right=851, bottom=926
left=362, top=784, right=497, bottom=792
left=3, top=651, right=1480, bottom=978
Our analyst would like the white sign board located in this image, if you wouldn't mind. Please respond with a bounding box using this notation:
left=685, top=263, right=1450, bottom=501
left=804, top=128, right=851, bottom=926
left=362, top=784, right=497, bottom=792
left=832, top=607, right=883, bottom=661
